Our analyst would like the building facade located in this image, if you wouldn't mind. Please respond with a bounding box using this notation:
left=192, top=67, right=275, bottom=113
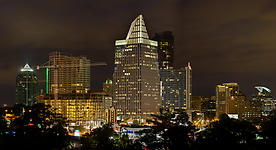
left=153, top=31, right=174, bottom=70
left=103, top=79, right=112, bottom=96
left=16, top=64, right=38, bottom=106
left=113, top=15, right=160, bottom=121
left=160, top=68, right=185, bottom=111
left=252, top=86, right=275, bottom=116
left=43, top=52, right=91, bottom=95
left=159, top=64, right=192, bottom=112
left=185, top=63, right=192, bottom=112
left=38, top=93, right=110, bottom=127
left=216, top=83, right=239, bottom=117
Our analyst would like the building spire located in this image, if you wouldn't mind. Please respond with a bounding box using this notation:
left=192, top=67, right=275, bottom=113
left=126, top=14, right=149, bottom=40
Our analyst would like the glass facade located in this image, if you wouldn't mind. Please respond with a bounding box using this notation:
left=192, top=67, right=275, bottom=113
left=113, top=15, right=160, bottom=121
left=160, top=68, right=186, bottom=111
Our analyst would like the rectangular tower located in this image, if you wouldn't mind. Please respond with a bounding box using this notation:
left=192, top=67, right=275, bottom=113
left=216, top=83, right=239, bottom=117
left=48, top=52, right=90, bottom=95
left=153, top=31, right=174, bottom=70
left=113, top=15, right=160, bottom=121
left=159, top=68, right=186, bottom=111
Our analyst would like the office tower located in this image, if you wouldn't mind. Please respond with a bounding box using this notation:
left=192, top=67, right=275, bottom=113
left=153, top=31, right=174, bottom=70
left=160, top=68, right=186, bottom=111
left=253, top=86, right=275, bottom=116
left=113, top=15, right=160, bottom=121
left=16, top=64, right=38, bottom=106
left=200, top=96, right=216, bottom=120
left=43, top=52, right=91, bottom=95
left=185, top=62, right=192, bottom=112
left=103, top=79, right=112, bottom=96
left=216, top=83, right=239, bottom=117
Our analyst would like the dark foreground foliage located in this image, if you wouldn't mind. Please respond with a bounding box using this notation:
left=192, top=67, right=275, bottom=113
left=2, top=105, right=276, bottom=150
left=0, top=103, right=70, bottom=150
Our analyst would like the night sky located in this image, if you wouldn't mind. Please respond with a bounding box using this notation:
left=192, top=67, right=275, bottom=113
left=1, top=0, right=276, bottom=105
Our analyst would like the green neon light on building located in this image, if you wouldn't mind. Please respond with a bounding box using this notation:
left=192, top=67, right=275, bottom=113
left=46, top=68, right=48, bottom=94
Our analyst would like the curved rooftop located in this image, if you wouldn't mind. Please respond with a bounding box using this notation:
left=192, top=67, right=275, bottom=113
left=255, top=86, right=271, bottom=93
left=115, top=14, right=157, bottom=47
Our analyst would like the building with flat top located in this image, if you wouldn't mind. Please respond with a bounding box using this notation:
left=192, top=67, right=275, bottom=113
left=216, top=83, right=239, bottom=117
left=38, top=92, right=110, bottom=127
left=113, top=15, right=160, bottom=121
left=39, top=52, right=91, bottom=96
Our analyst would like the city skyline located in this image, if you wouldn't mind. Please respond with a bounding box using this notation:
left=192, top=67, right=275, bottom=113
left=1, top=0, right=276, bottom=104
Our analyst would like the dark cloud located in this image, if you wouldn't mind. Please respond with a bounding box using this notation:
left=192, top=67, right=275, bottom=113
left=1, top=0, right=276, bottom=104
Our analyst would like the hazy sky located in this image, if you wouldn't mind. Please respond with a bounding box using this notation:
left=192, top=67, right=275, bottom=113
left=1, top=0, right=276, bottom=105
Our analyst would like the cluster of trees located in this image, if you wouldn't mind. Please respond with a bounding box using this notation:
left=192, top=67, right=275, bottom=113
left=79, top=110, right=276, bottom=150
left=0, top=103, right=70, bottom=150
left=1, top=104, right=276, bottom=150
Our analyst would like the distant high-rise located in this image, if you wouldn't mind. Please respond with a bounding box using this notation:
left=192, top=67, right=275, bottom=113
left=160, top=68, right=186, bottom=111
left=185, top=63, right=192, bottom=112
left=103, top=79, right=112, bottom=96
left=216, top=83, right=239, bottom=117
left=45, top=52, right=91, bottom=95
left=153, top=31, right=174, bottom=70
left=16, top=64, right=38, bottom=106
left=113, top=15, right=160, bottom=121
left=253, top=86, right=275, bottom=116
left=159, top=63, right=192, bottom=112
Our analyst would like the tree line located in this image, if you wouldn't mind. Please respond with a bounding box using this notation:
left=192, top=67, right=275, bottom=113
left=1, top=104, right=276, bottom=150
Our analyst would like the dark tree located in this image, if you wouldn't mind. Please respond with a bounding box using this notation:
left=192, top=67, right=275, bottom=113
left=2, top=103, right=70, bottom=150
left=195, top=114, right=257, bottom=150
left=260, top=110, right=276, bottom=146
left=140, top=110, right=195, bottom=150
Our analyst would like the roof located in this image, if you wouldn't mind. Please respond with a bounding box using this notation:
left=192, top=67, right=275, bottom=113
left=20, top=64, right=34, bottom=72
left=115, top=15, right=157, bottom=47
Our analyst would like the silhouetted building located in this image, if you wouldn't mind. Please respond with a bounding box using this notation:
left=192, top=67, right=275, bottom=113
left=153, top=31, right=174, bottom=70
left=16, top=64, right=38, bottom=106
left=113, top=15, right=160, bottom=121
left=200, top=96, right=216, bottom=120
left=103, top=79, right=112, bottom=96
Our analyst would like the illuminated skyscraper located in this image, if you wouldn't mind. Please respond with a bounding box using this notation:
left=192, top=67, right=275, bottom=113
left=16, top=64, right=38, bottom=106
left=153, top=31, right=174, bottom=70
left=113, top=15, right=160, bottom=121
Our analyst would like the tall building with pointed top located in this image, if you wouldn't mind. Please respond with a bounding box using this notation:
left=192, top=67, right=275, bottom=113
left=16, top=64, right=38, bottom=106
left=113, top=15, right=160, bottom=121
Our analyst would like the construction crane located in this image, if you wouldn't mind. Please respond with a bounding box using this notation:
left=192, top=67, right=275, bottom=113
left=37, top=60, right=107, bottom=101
